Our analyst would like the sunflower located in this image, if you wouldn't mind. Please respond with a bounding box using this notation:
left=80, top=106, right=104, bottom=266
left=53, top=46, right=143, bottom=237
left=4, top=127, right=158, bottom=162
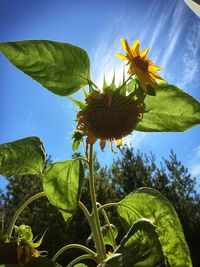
left=116, top=38, right=165, bottom=92
left=76, top=87, right=145, bottom=155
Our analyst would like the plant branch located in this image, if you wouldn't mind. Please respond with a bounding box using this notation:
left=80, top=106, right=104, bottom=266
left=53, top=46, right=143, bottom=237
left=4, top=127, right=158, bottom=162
left=6, top=192, right=46, bottom=238
left=66, top=254, right=97, bottom=267
left=78, top=201, right=91, bottom=224
left=97, top=202, right=119, bottom=213
left=52, top=244, right=96, bottom=262
left=97, top=203, right=117, bottom=250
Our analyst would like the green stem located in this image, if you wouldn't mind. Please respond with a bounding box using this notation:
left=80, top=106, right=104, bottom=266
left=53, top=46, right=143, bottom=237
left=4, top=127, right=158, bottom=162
left=88, top=144, right=107, bottom=262
left=97, top=202, right=119, bottom=213
left=52, top=244, right=96, bottom=261
left=78, top=201, right=91, bottom=225
left=74, top=157, right=89, bottom=165
left=66, top=254, right=97, bottom=267
left=97, top=203, right=117, bottom=250
left=117, top=75, right=132, bottom=91
left=6, top=192, right=46, bottom=238
left=88, top=79, right=99, bottom=90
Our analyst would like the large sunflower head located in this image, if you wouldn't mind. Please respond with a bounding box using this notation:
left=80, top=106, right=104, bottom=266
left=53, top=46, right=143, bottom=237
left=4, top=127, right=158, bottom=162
left=116, top=38, right=165, bottom=93
left=76, top=80, right=145, bottom=153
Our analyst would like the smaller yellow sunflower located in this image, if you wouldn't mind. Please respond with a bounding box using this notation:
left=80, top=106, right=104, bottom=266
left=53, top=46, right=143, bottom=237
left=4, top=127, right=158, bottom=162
left=116, top=38, right=165, bottom=92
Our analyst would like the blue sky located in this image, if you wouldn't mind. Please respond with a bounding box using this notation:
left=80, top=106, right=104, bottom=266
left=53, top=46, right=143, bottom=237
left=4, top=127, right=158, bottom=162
left=0, top=0, right=200, bottom=190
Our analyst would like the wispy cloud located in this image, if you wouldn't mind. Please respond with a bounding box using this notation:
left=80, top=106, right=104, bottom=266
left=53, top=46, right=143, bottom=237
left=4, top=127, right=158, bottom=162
left=123, top=132, right=149, bottom=148
left=178, top=20, right=200, bottom=88
left=91, top=18, right=125, bottom=87
left=188, top=145, right=200, bottom=185
left=158, top=1, right=186, bottom=68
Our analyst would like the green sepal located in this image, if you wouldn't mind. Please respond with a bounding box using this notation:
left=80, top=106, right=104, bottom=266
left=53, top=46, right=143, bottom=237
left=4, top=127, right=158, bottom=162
left=68, top=96, right=87, bottom=110
left=0, top=40, right=90, bottom=96
left=72, top=140, right=81, bottom=152
left=109, top=71, right=117, bottom=91
left=0, top=137, right=45, bottom=177
left=146, top=84, right=156, bottom=96
left=82, top=88, right=89, bottom=98
left=103, top=73, right=108, bottom=91
left=31, top=230, right=46, bottom=248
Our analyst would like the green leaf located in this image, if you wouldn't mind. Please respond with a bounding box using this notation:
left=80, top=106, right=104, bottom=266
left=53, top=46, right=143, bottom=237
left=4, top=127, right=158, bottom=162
left=43, top=159, right=84, bottom=221
left=101, top=224, right=118, bottom=248
left=87, top=224, right=118, bottom=249
left=0, top=40, right=90, bottom=96
left=98, top=219, right=164, bottom=267
left=0, top=137, right=45, bottom=177
left=136, top=84, right=200, bottom=132
left=117, top=187, right=193, bottom=267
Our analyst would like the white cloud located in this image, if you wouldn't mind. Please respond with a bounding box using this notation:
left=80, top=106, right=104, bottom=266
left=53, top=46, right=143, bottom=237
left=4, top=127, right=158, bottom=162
left=178, top=21, right=200, bottom=88
left=91, top=24, right=126, bottom=88
left=159, top=1, right=186, bottom=67
left=123, top=132, right=149, bottom=148
left=188, top=145, right=200, bottom=184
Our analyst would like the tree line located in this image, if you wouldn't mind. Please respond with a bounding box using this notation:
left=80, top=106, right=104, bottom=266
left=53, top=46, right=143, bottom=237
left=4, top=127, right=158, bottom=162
left=0, top=146, right=200, bottom=266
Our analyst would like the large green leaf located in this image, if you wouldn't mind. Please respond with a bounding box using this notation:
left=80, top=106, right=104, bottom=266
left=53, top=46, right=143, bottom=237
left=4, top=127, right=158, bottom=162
left=0, top=137, right=45, bottom=177
left=135, top=84, right=200, bottom=132
left=43, top=159, right=84, bottom=221
left=117, top=187, right=193, bottom=267
left=98, top=219, right=165, bottom=267
left=0, top=40, right=90, bottom=96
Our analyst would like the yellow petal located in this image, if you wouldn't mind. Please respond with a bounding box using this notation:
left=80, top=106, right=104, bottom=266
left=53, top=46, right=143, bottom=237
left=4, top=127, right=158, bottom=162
left=109, top=140, right=117, bottom=154
left=100, top=139, right=106, bottom=151
left=149, top=72, right=165, bottom=82
left=121, top=39, right=133, bottom=59
left=132, top=40, right=140, bottom=56
left=141, top=48, right=149, bottom=58
left=149, top=65, right=163, bottom=71
left=116, top=139, right=122, bottom=147
left=116, top=53, right=128, bottom=60
left=120, top=38, right=128, bottom=52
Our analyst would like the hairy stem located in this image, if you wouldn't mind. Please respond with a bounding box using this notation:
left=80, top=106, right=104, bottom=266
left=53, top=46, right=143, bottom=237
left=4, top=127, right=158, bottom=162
left=89, top=144, right=107, bottom=262
left=78, top=201, right=91, bottom=225
left=97, top=202, right=119, bottom=213
left=66, top=254, right=97, bottom=267
left=52, top=244, right=96, bottom=262
left=6, top=192, right=46, bottom=238
left=97, top=203, right=117, bottom=250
